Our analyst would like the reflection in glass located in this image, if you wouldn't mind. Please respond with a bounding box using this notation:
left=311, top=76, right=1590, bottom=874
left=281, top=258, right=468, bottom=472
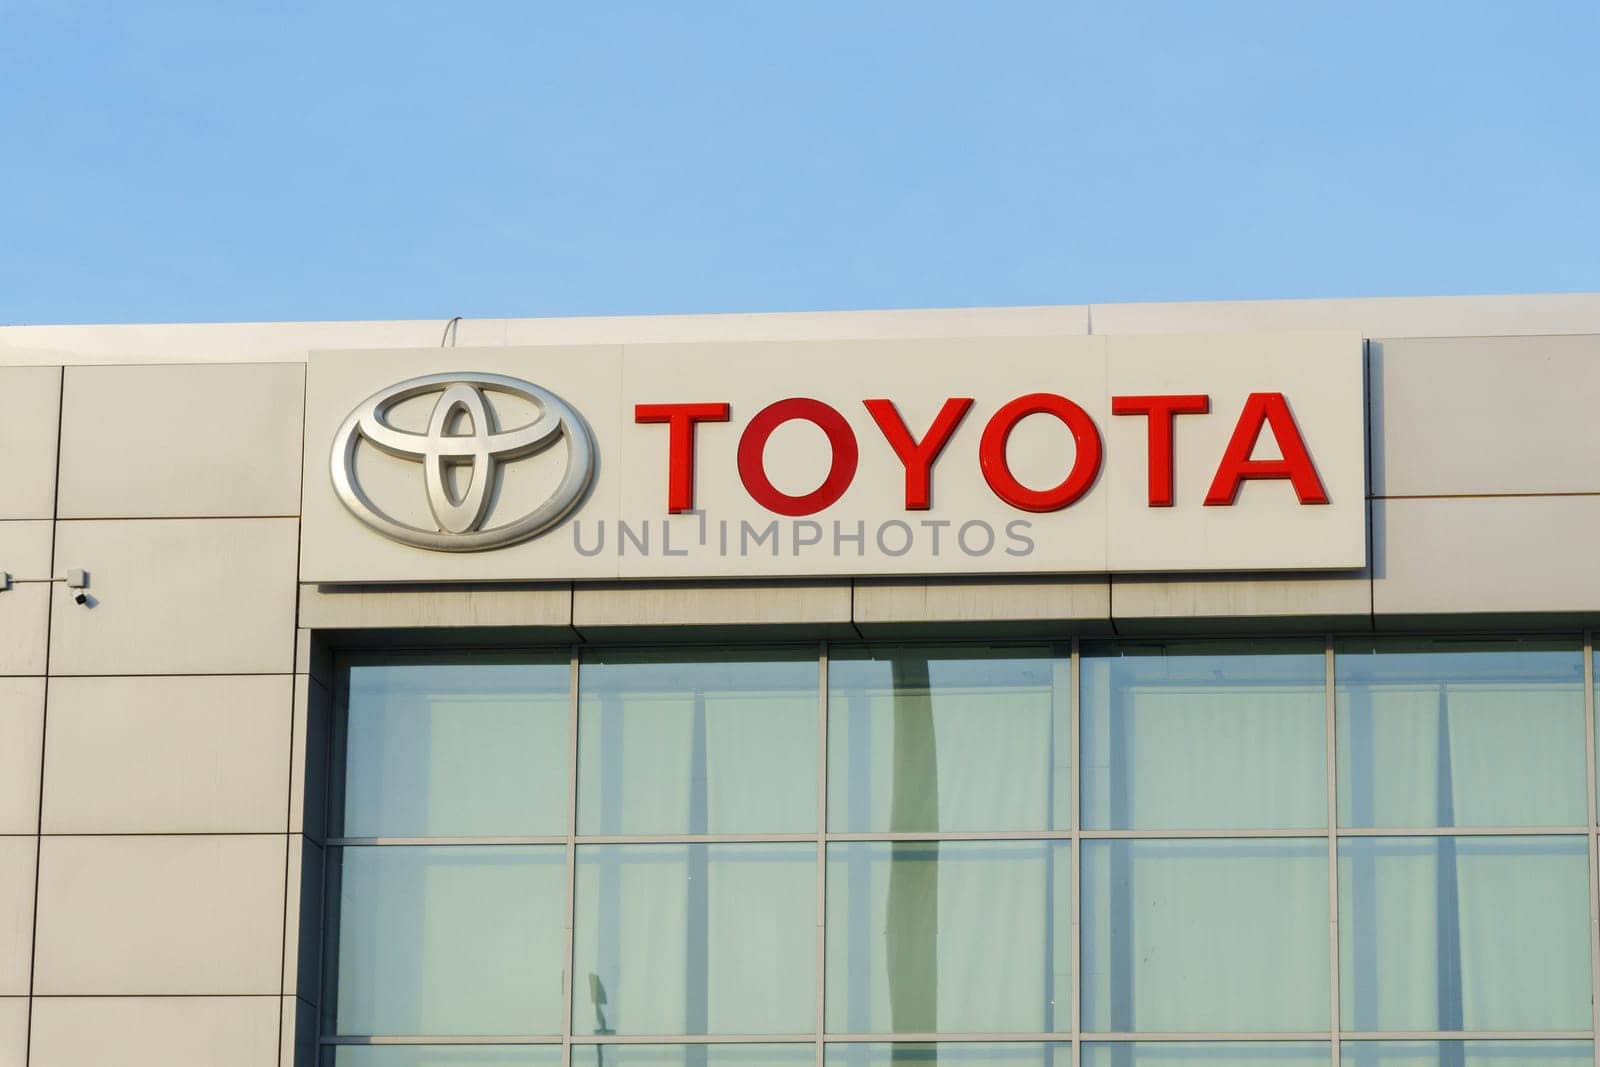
left=572, top=843, right=815, bottom=1035
left=825, top=841, right=1070, bottom=1034
left=336, top=656, right=570, bottom=838
left=828, top=645, right=1068, bottom=833
left=1339, top=836, right=1592, bottom=1032
left=572, top=1046, right=814, bottom=1066
left=327, top=1048, right=563, bottom=1067
left=825, top=1044, right=1071, bottom=1067
left=1341, top=1043, right=1593, bottom=1067
left=328, top=846, right=566, bottom=1036
left=1080, top=839, right=1329, bottom=1032
left=578, top=650, right=818, bottom=835
left=1337, top=640, right=1586, bottom=828
left=1080, top=1044, right=1330, bottom=1067
left=1080, top=642, right=1326, bottom=830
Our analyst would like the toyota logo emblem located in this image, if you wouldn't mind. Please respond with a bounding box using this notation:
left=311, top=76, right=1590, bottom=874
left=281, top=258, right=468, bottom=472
left=330, top=372, right=596, bottom=551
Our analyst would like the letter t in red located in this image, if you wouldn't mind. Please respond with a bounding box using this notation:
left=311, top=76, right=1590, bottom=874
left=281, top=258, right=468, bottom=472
left=634, top=402, right=731, bottom=512
left=1110, top=394, right=1210, bottom=507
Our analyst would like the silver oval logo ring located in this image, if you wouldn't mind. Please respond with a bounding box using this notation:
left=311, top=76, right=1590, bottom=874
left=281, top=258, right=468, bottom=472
left=330, top=372, right=596, bottom=552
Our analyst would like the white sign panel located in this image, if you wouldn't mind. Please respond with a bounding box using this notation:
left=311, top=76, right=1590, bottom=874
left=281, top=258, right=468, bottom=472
left=299, top=332, right=1365, bottom=582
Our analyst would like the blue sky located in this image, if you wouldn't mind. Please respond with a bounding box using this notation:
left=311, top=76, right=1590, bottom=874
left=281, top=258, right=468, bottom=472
left=1, top=1, right=1596, bottom=324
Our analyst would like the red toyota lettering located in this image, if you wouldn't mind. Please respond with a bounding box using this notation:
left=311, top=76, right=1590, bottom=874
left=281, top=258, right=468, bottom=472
left=737, top=398, right=859, bottom=516
left=1111, top=394, right=1210, bottom=507
left=978, top=393, right=1103, bottom=512
left=634, top=402, right=731, bottom=512
left=863, top=397, right=973, bottom=510
left=1204, top=392, right=1329, bottom=505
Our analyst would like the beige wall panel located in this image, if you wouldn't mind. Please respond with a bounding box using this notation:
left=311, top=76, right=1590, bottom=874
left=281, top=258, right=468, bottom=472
left=0, top=366, right=61, bottom=520
left=57, top=362, right=305, bottom=518
left=48, top=518, right=298, bottom=675
left=295, top=627, right=332, bottom=686
left=1112, top=571, right=1372, bottom=629
left=0, top=837, right=35, bottom=995
left=0, top=521, right=52, bottom=580
left=0, top=997, right=24, bottom=1067
left=280, top=996, right=316, bottom=1067
left=281, top=836, right=323, bottom=999
left=1089, top=292, right=1600, bottom=339
left=0, top=306, right=1091, bottom=367
left=573, top=579, right=853, bottom=638
left=33, top=835, right=284, bottom=995
left=42, top=675, right=291, bottom=834
left=0, top=581, right=48, bottom=676
left=28, top=996, right=278, bottom=1067
left=1372, top=335, right=1600, bottom=496
left=1373, top=496, right=1600, bottom=615
left=298, top=582, right=572, bottom=630
left=289, top=675, right=328, bottom=842
left=853, top=576, right=1111, bottom=635
left=0, top=678, right=44, bottom=834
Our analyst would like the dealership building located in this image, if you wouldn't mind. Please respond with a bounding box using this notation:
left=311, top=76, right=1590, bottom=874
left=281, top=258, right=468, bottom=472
left=5, top=291, right=1600, bottom=1067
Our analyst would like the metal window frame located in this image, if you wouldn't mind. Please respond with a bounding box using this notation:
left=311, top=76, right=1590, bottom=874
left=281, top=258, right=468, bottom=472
left=315, top=633, right=1600, bottom=1065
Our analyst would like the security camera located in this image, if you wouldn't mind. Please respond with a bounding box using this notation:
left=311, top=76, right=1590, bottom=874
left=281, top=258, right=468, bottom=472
left=73, top=590, right=88, bottom=605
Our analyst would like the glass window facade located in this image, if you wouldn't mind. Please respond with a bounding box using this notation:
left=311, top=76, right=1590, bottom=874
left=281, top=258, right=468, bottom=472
left=322, top=638, right=1598, bottom=1065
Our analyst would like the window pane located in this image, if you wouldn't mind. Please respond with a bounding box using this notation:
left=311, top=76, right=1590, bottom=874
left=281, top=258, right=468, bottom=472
left=327, top=845, right=566, bottom=1036
left=1081, top=1045, right=1330, bottom=1067
left=327, top=1049, right=562, bottom=1067
left=828, top=645, right=1068, bottom=833
left=572, top=1046, right=814, bottom=1067
left=825, top=841, right=1070, bottom=1034
left=336, top=656, right=570, bottom=838
left=1081, top=838, right=1329, bottom=1032
left=578, top=650, right=818, bottom=834
left=825, top=1045, right=1071, bottom=1067
left=572, top=843, right=815, bottom=1035
left=1338, top=835, right=1592, bottom=1031
left=1337, top=640, right=1586, bottom=828
left=1342, top=1043, right=1593, bottom=1067
left=1080, top=641, right=1326, bottom=830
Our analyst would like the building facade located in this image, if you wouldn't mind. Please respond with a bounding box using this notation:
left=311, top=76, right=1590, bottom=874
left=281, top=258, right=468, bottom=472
left=2, top=293, right=1600, bottom=1067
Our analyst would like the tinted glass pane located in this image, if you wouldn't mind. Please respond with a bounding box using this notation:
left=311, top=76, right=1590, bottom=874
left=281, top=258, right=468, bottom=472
left=825, top=841, right=1070, bottom=1034
left=573, top=1047, right=813, bottom=1066
left=1081, top=642, right=1326, bottom=830
left=328, top=846, right=566, bottom=1036
left=1081, top=1045, right=1330, bottom=1067
left=1339, top=835, right=1592, bottom=1031
left=1081, top=839, right=1329, bottom=1032
left=572, top=843, right=815, bottom=1035
left=1337, top=640, right=1586, bottom=828
left=578, top=651, right=818, bottom=834
left=825, top=1045, right=1071, bottom=1067
left=828, top=646, right=1068, bottom=833
left=1342, top=1044, right=1593, bottom=1067
left=336, top=656, right=570, bottom=838
left=328, top=1049, right=562, bottom=1067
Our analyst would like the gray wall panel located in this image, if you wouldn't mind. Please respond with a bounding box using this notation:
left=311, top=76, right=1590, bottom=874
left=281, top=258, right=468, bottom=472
left=57, top=362, right=305, bottom=518
left=1373, top=495, right=1600, bottom=615
left=42, top=675, right=292, bottom=834
left=1372, top=335, right=1600, bottom=497
left=48, top=518, right=299, bottom=675
left=32, top=834, right=285, bottom=995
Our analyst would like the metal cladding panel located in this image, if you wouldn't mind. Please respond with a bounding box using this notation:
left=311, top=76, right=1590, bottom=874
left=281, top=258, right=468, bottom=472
left=26, top=997, right=279, bottom=1067
left=32, top=835, right=285, bottom=996
left=41, top=675, right=292, bottom=835
left=56, top=362, right=306, bottom=519
left=1373, top=495, right=1600, bottom=615
left=47, top=518, right=299, bottom=676
left=1372, top=334, right=1600, bottom=497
